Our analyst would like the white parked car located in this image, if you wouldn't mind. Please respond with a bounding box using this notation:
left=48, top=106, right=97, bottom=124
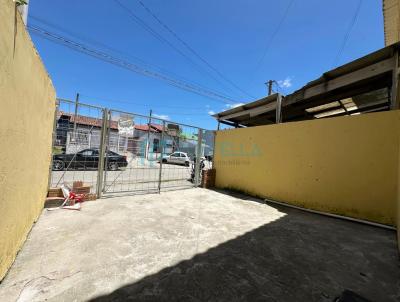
left=162, top=152, right=190, bottom=166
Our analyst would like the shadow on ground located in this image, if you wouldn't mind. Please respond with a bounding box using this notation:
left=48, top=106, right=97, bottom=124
left=90, top=192, right=400, bottom=302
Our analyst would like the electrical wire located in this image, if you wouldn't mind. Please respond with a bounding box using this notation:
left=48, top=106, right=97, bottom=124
left=113, top=0, right=242, bottom=99
left=332, top=0, right=363, bottom=67
left=253, top=0, right=295, bottom=74
left=80, top=94, right=215, bottom=116
left=29, top=16, right=235, bottom=101
left=28, top=25, right=237, bottom=104
left=79, top=93, right=208, bottom=110
left=137, top=0, right=254, bottom=99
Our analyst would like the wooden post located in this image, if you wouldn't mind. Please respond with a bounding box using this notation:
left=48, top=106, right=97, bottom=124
left=276, top=94, right=282, bottom=123
left=391, top=49, right=399, bottom=109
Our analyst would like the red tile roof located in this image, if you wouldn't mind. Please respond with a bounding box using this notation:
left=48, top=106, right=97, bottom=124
left=134, top=124, right=164, bottom=132
left=58, top=112, right=164, bottom=132
left=58, top=112, right=119, bottom=129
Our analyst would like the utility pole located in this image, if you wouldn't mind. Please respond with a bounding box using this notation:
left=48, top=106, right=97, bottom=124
left=266, top=80, right=274, bottom=96
left=146, top=109, right=152, bottom=159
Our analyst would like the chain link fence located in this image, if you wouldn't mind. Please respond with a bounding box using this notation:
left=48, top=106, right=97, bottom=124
left=49, top=99, right=214, bottom=197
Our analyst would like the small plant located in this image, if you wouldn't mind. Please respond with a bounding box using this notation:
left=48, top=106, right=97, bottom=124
left=14, top=0, right=27, bottom=6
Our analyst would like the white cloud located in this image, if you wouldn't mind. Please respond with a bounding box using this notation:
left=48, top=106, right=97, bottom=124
left=225, top=103, right=244, bottom=109
left=153, top=113, right=170, bottom=120
left=278, top=77, right=292, bottom=88
left=208, top=110, right=216, bottom=115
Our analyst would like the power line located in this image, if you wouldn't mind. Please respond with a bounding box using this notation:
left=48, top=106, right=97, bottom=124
left=28, top=25, right=237, bottom=104
left=80, top=94, right=217, bottom=115
left=80, top=93, right=208, bottom=110
left=29, top=16, right=235, bottom=100
left=137, top=0, right=254, bottom=99
left=332, top=0, right=363, bottom=67
left=113, top=0, right=242, bottom=99
left=64, top=93, right=218, bottom=117
left=253, top=0, right=295, bottom=74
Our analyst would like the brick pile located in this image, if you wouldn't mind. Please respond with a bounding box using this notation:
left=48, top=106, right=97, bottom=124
left=46, top=181, right=97, bottom=207
left=47, top=187, right=63, bottom=197
left=72, top=181, right=96, bottom=201
left=201, top=169, right=216, bottom=188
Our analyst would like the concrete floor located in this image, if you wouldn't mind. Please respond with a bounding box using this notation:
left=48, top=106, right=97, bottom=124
left=0, top=188, right=399, bottom=301
left=50, top=161, right=198, bottom=194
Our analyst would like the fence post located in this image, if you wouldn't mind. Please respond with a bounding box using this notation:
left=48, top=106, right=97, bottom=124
left=158, top=120, right=165, bottom=193
left=194, top=129, right=203, bottom=187
left=47, top=99, right=59, bottom=190
left=103, top=110, right=112, bottom=192
left=96, top=108, right=108, bottom=198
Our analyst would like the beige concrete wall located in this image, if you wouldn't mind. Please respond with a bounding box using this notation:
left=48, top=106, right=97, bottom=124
left=0, top=0, right=56, bottom=280
left=214, top=111, right=400, bottom=226
left=383, top=0, right=400, bottom=46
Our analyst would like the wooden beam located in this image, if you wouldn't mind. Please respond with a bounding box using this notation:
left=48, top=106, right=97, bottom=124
left=238, top=115, right=275, bottom=126
left=316, top=103, right=390, bottom=118
left=390, top=49, right=399, bottom=109
left=285, top=102, right=390, bottom=122
left=219, top=101, right=278, bottom=121
left=219, top=120, right=245, bottom=128
left=285, top=78, right=390, bottom=113
left=285, top=57, right=394, bottom=107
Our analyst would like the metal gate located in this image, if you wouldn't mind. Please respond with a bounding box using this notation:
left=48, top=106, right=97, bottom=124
left=49, top=98, right=211, bottom=197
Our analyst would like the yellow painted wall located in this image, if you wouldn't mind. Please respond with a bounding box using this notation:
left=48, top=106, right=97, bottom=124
left=0, top=0, right=56, bottom=280
left=397, top=135, right=400, bottom=251
left=215, top=111, right=400, bottom=226
left=383, top=0, right=400, bottom=46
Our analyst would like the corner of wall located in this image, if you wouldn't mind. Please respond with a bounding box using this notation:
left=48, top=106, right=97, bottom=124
left=0, top=0, right=56, bottom=281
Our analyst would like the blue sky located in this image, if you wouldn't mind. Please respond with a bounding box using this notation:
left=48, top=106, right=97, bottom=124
left=28, top=0, right=384, bottom=129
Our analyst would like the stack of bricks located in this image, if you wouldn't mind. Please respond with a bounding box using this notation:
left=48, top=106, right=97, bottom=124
left=46, top=188, right=64, bottom=208
left=201, top=169, right=216, bottom=188
left=47, top=187, right=63, bottom=197
left=84, top=193, right=97, bottom=201
left=72, top=181, right=96, bottom=201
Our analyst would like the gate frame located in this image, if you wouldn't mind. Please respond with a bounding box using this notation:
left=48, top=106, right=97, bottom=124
left=52, top=98, right=207, bottom=197
left=96, top=108, right=109, bottom=198
left=194, top=129, right=203, bottom=187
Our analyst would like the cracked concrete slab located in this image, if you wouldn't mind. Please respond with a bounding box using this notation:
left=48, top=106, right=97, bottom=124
left=0, top=188, right=399, bottom=301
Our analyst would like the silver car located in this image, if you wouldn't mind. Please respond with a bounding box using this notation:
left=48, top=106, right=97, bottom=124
left=162, top=152, right=190, bottom=166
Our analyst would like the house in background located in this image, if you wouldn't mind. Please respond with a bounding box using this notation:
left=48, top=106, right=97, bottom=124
left=55, top=112, right=119, bottom=154
left=55, top=112, right=182, bottom=159
left=177, top=130, right=214, bottom=159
